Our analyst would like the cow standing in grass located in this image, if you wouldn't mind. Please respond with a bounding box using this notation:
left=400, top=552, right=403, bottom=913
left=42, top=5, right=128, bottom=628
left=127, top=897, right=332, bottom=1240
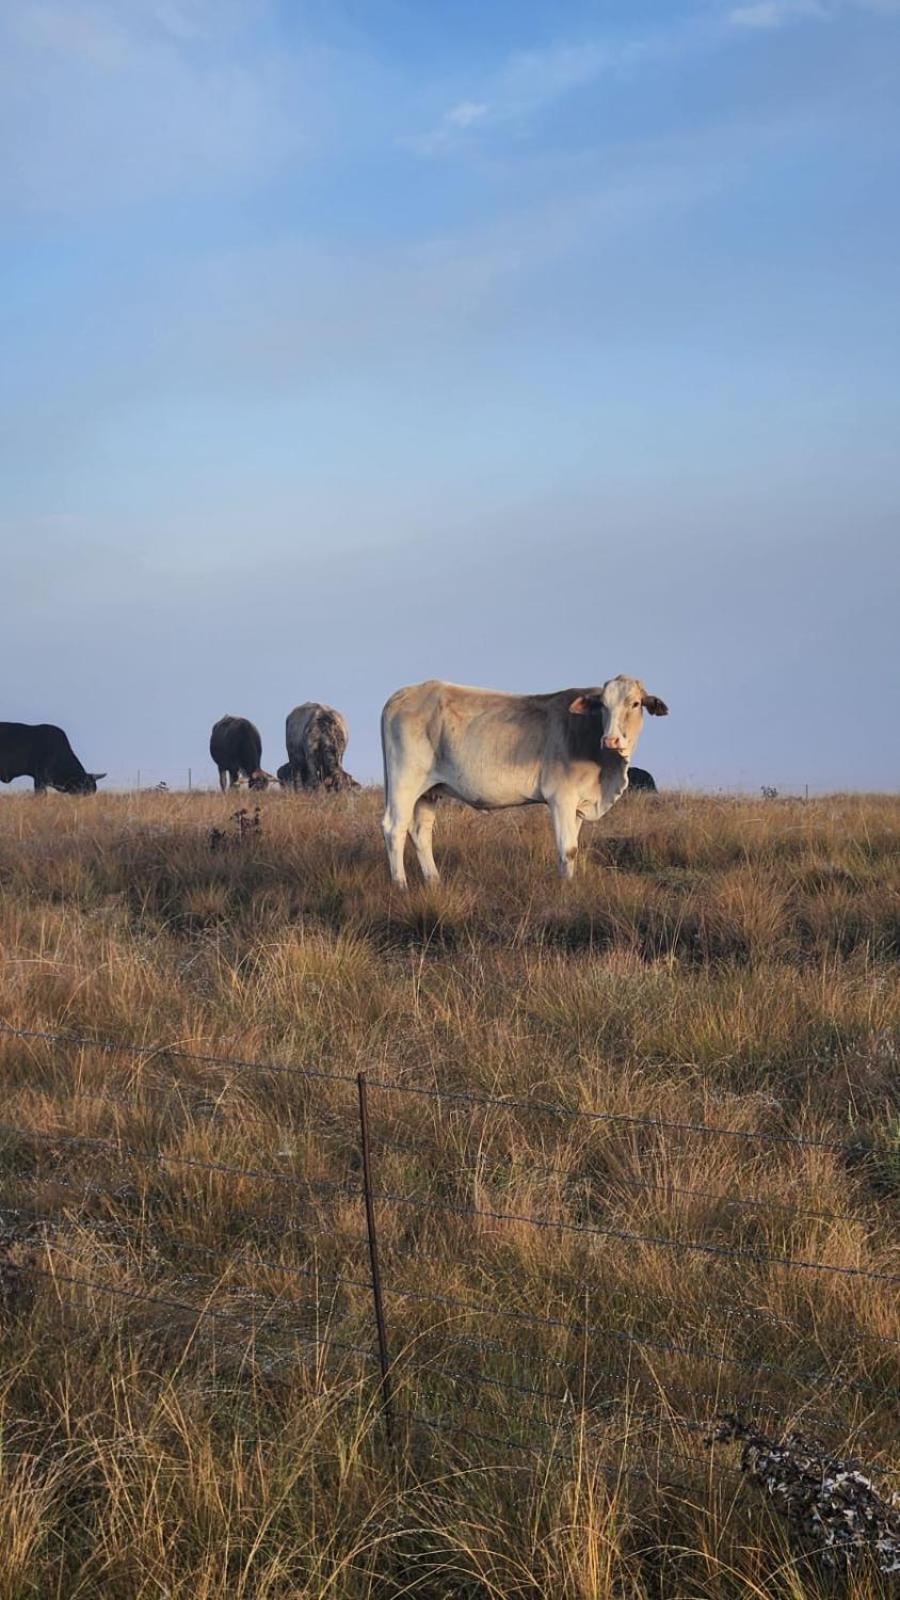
left=380, top=676, right=668, bottom=886
left=285, top=704, right=358, bottom=792
left=209, top=717, right=273, bottom=791
left=0, top=723, right=105, bottom=794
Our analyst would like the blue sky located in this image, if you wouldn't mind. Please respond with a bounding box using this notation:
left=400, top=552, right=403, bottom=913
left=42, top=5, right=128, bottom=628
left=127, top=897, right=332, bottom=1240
left=2, top=0, right=898, bottom=790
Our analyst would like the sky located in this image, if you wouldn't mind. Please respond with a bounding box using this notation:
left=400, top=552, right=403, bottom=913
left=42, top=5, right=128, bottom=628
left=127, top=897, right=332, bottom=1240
left=2, top=0, right=899, bottom=792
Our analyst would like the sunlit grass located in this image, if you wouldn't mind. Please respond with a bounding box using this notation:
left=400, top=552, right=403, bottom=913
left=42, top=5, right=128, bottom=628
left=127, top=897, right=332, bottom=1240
left=0, top=786, right=897, bottom=1595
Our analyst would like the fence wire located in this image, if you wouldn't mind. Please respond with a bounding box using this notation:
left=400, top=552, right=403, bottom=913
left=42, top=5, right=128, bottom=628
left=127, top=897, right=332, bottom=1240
left=0, top=1020, right=869, bottom=1153
left=0, top=1018, right=897, bottom=1491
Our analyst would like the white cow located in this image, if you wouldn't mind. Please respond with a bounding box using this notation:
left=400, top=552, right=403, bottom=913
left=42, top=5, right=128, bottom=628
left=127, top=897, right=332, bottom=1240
left=381, top=676, right=668, bottom=886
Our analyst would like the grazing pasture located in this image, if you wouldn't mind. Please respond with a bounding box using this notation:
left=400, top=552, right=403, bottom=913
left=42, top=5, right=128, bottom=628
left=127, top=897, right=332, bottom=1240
left=0, top=787, right=897, bottom=1598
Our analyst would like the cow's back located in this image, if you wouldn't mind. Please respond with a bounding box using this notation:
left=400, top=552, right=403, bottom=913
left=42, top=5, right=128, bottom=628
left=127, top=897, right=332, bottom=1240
left=286, top=703, right=351, bottom=789
left=0, top=722, right=33, bottom=780
left=0, top=722, right=72, bottom=782
left=286, top=703, right=348, bottom=759
left=381, top=681, right=562, bottom=808
left=382, top=680, right=536, bottom=745
left=210, top=716, right=262, bottom=770
left=627, top=766, right=657, bottom=793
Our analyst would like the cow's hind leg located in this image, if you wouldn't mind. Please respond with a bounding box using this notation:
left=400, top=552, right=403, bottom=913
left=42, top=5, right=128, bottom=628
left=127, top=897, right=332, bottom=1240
left=549, top=796, right=583, bottom=880
left=410, top=793, right=440, bottom=885
left=382, top=779, right=423, bottom=889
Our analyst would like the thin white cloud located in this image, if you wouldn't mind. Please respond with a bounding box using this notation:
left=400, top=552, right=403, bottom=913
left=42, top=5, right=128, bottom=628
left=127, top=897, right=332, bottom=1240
left=11, top=0, right=260, bottom=61
left=408, top=14, right=822, bottom=159
left=729, top=0, right=828, bottom=26
left=413, top=98, right=491, bottom=152
left=407, top=37, right=639, bottom=155
left=494, top=39, right=611, bottom=109
left=728, top=0, right=900, bottom=23
left=445, top=100, right=490, bottom=129
left=22, top=4, right=132, bottom=67
left=0, top=1, right=373, bottom=216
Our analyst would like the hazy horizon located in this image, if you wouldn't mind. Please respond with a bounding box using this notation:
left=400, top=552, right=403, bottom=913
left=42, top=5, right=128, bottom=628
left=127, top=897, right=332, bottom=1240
left=3, top=0, right=899, bottom=793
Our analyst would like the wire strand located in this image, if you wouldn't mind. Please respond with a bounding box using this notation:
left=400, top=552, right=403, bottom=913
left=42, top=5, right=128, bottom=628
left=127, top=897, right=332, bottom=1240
left=0, top=1021, right=864, bottom=1154
left=372, top=1190, right=900, bottom=1285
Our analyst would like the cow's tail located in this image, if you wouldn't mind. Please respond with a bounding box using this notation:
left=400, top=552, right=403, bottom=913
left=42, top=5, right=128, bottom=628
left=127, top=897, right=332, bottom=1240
left=380, top=695, right=406, bottom=818
left=380, top=701, right=391, bottom=808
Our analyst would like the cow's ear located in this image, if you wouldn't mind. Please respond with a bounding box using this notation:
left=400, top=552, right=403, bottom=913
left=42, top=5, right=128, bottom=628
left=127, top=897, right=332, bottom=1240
left=569, top=694, right=603, bottom=716
left=641, top=695, right=668, bottom=717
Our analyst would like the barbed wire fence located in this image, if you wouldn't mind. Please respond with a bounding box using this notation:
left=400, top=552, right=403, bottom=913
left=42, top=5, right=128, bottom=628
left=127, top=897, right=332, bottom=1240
left=0, top=1020, right=897, bottom=1497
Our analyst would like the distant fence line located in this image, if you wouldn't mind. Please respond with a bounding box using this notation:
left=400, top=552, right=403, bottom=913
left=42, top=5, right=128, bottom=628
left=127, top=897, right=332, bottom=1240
left=0, top=1019, right=897, bottom=1491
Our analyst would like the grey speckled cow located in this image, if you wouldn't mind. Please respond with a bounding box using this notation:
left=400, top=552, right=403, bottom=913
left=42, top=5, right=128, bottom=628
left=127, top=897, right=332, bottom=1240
left=284, top=703, right=358, bottom=792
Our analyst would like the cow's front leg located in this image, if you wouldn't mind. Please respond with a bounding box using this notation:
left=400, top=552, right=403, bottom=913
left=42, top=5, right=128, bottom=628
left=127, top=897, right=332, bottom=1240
left=548, top=796, right=583, bottom=880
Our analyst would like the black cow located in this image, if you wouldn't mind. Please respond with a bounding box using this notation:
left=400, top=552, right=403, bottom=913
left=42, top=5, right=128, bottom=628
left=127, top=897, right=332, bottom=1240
left=627, top=766, right=657, bottom=793
left=277, top=762, right=298, bottom=790
left=209, top=716, right=274, bottom=791
left=0, top=723, right=105, bottom=794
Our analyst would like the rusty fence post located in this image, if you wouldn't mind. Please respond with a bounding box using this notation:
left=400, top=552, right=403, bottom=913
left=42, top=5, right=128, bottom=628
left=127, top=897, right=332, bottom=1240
left=357, top=1071, right=395, bottom=1450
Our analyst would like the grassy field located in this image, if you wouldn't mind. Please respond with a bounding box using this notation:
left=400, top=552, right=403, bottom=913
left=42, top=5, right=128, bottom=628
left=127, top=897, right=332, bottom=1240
left=0, top=786, right=897, bottom=1598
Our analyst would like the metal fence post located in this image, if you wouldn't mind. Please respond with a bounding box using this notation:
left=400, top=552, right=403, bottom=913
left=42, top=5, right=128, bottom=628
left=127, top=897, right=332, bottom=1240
left=357, top=1071, right=395, bottom=1450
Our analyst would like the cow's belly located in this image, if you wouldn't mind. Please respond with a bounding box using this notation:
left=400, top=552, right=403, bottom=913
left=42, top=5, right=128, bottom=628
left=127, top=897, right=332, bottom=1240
left=430, top=767, right=543, bottom=810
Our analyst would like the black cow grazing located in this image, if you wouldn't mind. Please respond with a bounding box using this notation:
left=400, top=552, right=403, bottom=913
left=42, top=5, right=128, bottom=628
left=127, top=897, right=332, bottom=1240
left=209, top=716, right=274, bottom=792
left=284, top=703, right=359, bottom=792
left=277, top=762, right=298, bottom=790
left=0, top=723, right=105, bottom=795
left=627, top=766, right=657, bottom=793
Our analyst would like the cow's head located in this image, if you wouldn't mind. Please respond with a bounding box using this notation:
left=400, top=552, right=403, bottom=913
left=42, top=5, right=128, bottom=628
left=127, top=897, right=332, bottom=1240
left=58, top=771, right=105, bottom=795
left=248, top=769, right=276, bottom=790
left=569, top=676, right=667, bottom=762
left=323, top=769, right=360, bottom=794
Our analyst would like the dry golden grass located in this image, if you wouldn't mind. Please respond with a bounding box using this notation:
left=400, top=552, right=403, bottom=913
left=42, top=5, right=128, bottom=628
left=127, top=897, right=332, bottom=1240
left=0, top=786, right=897, bottom=1597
